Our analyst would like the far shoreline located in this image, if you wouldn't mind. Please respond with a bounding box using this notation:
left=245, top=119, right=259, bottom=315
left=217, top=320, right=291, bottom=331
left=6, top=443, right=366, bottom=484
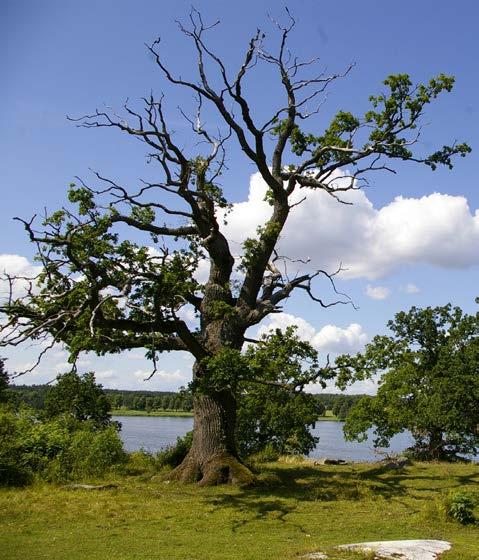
left=110, top=409, right=193, bottom=417
left=110, top=409, right=341, bottom=421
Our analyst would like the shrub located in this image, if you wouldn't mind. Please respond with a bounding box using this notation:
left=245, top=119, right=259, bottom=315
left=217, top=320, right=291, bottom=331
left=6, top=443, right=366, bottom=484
left=246, top=443, right=280, bottom=464
left=0, top=406, right=33, bottom=486
left=0, top=405, right=126, bottom=486
left=444, top=492, right=476, bottom=525
left=123, top=450, right=158, bottom=476
left=52, top=424, right=126, bottom=481
left=156, top=431, right=193, bottom=468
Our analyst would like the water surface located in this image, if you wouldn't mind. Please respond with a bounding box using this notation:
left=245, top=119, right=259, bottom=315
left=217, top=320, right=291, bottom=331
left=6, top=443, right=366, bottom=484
left=113, top=415, right=415, bottom=462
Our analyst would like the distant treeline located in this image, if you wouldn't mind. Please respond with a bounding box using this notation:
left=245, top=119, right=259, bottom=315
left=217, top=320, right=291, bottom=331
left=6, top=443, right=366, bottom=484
left=9, top=385, right=368, bottom=418
left=8, top=385, right=193, bottom=412
left=316, top=393, right=369, bottom=420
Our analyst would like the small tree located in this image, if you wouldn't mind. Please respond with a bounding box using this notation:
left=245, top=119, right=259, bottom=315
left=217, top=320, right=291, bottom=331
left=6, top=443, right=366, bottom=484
left=0, top=11, right=470, bottom=484
left=44, top=371, right=112, bottom=428
left=237, top=327, right=329, bottom=457
left=337, top=304, right=479, bottom=460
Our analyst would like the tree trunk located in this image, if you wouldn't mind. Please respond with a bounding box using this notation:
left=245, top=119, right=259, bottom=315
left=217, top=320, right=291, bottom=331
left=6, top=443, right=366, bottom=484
left=169, top=388, right=254, bottom=486
left=427, top=429, right=446, bottom=460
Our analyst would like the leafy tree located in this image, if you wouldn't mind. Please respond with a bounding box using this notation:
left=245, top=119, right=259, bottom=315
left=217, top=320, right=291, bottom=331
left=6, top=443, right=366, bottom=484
left=237, top=327, right=329, bottom=457
left=0, top=11, right=469, bottom=484
left=337, top=304, right=479, bottom=460
left=44, top=371, right=112, bottom=428
left=0, top=359, right=9, bottom=403
left=132, top=395, right=146, bottom=411
left=315, top=400, right=326, bottom=417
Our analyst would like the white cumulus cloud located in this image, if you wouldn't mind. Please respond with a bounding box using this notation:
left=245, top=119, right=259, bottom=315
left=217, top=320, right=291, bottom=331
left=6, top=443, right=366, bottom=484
left=219, top=172, right=479, bottom=280
left=256, top=312, right=368, bottom=355
left=366, top=285, right=390, bottom=300
left=404, top=283, right=420, bottom=294
left=0, top=254, right=42, bottom=300
left=133, top=369, right=187, bottom=381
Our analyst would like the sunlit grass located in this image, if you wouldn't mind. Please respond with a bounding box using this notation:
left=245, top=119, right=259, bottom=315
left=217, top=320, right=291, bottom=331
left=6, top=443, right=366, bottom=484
left=0, top=461, right=478, bottom=559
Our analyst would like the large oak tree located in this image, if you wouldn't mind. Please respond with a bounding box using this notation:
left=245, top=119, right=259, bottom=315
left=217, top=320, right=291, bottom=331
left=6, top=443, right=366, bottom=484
left=0, top=11, right=470, bottom=484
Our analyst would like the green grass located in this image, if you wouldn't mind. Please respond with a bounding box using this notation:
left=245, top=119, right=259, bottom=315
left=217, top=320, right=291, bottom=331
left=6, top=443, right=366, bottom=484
left=1, top=460, right=478, bottom=559
left=319, top=410, right=341, bottom=421
left=110, top=409, right=337, bottom=420
left=110, top=409, right=193, bottom=417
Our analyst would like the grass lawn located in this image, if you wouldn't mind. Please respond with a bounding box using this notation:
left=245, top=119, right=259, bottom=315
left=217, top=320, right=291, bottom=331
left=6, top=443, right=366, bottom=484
left=110, top=409, right=194, bottom=417
left=319, top=410, right=340, bottom=421
left=0, top=461, right=478, bottom=560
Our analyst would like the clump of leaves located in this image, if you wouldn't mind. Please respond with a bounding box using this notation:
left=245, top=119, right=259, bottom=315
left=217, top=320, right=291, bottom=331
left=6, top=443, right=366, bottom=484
left=444, top=491, right=477, bottom=525
left=156, top=431, right=193, bottom=468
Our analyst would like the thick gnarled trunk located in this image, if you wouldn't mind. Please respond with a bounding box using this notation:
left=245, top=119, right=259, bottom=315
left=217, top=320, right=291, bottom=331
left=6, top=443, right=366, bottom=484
left=169, top=298, right=255, bottom=486
left=169, top=390, right=254, bottom=486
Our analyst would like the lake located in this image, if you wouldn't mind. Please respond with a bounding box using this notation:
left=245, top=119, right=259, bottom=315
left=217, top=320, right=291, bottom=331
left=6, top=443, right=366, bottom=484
left=113, top=415, right=416, bottom=462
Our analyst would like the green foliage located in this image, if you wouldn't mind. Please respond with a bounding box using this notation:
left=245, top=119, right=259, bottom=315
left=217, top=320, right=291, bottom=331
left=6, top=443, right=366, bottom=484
left=338, top=304, right=479, bottom=460
left=0, top=405, right=34, bottom=485
left=246, top=443, right=280, bottom=464
left=239, top=221, right=282, bottom=272
left=44, top=371, right=112, bottom=428
left=0, top=358, right=10, bottom=404
left=236, top=327, right=331, bottom=456
left=156, top=431, right=193, bottom=468
left=272, top=73, right=470, bottom=169
left=0, top=406, right=126, bottom=485
left=207, top=300, right=235, bottom=320
left=331, top=394, right=365, bottom=421
left=195, top=348, right=248, bottom=393
left=444, top=492, right=477, bottom=525
left=10, top=384, right=195, bottom=413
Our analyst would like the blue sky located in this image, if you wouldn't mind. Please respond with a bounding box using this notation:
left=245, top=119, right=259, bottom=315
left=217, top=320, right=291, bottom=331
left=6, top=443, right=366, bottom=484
left=1, top=0, right=478, bottom=392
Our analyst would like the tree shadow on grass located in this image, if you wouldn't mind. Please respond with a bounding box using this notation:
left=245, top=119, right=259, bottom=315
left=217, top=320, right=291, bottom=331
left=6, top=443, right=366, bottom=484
left=207, top=493, right=297, bottom=533
left=203, top=461, right=479, bottom=531
left=256, top=463, right=410, bottom=501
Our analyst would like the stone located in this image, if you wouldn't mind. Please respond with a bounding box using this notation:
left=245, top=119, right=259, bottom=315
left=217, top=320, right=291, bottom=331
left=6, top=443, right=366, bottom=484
left=380, top=456, right=411, bottom=470
left=313, top=457, right=347, bottom=466
left=63, top=483, right=118, bottom=490
left=338, top=539, right=452, bottom=559
left=302, top=553, right=328, bottom=559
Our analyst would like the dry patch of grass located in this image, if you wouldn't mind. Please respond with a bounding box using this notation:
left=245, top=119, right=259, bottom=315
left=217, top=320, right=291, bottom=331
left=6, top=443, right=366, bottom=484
left=0, top=461, right=478, bottom=560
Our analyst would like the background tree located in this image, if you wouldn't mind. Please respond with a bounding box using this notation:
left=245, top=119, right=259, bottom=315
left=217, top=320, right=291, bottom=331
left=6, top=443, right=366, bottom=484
left=0, top=11, right=470, bottom=484
left=337, top=304, right=479, bottom=460
left=236, top=327, right=329, bottom=457
left=0, top=359, right=10, bottom=404
left=44, top=371, right=112, bottom=428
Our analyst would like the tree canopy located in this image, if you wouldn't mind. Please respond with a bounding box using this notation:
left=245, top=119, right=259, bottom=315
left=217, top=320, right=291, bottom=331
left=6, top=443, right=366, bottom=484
left=44, top=371, right=112, bottom=428
left=0, top=359, right=9, bottom=404
left=0, top=10, right=470, bottom=484
left=337, top=304, right=479, bottom=460
left=237, top=327, right=329, bottom=457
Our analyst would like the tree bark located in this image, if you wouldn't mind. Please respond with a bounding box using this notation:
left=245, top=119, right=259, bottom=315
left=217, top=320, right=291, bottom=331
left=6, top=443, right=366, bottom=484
left=169, top=389, right=254, bottom=486
left=427, top=429, right=446, bottom=460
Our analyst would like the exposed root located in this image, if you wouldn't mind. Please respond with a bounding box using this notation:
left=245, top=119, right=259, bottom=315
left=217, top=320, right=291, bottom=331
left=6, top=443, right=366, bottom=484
left=168, top=452, right=256, bottom=487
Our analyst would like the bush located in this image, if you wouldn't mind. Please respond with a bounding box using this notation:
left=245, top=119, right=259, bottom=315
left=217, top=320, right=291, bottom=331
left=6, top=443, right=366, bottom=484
left=156, top=431, right=193, bottom=468
left=0, top=405, right=126, bottom=486
left=444, top=492, right=477, bottom=525
left=0, top=406, right=34, bottom=486
left=50, top=424, right=126, bottom=481
left=246, top=443, right=280, bottom=464
left=123, top=450, right=158, bottom=476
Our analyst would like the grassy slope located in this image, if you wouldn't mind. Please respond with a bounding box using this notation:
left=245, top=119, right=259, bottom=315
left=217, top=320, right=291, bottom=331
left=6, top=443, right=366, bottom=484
left=0, top=461, right=478, bottom=560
